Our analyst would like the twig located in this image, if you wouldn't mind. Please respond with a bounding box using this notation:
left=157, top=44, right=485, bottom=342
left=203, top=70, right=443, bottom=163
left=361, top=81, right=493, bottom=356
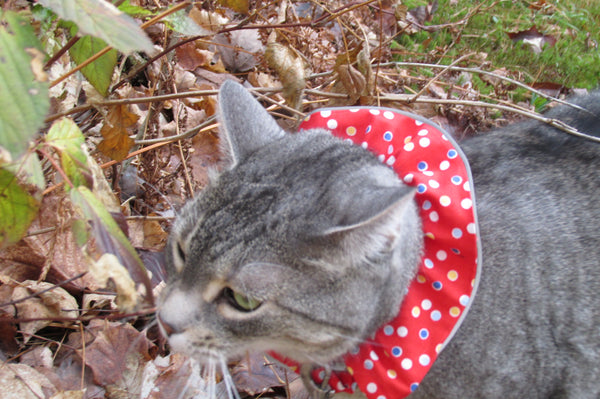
left=382, top=94, right=600, bottom=143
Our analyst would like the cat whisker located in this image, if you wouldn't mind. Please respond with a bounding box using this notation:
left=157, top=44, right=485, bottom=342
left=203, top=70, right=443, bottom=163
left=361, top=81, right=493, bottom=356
left=220, top=356, right=242, bottom=399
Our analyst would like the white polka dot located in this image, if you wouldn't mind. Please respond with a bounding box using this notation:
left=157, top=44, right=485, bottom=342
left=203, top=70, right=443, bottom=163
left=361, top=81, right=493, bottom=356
left=467, top=223, right=477, bottom=234
left=411, top=306, right=421, bottom=318
left=370, top=351, right=379, bottom=361
left=419, top=137, right=431, bottom=148
left=419, top=354, right=431, bottom=366
left=429, top=211, right=439, bottom=222
left=423, top=170, right=434, bottom=177
left=388, top=144, right=394, bottom=154
left=337, top=382, right=346, bottom=391
left=386, top=156, right=396, bottom=166
left=463, top=181, right=471, bottom=192
left=452, top=228, right=463, bottom=238
left=461, top=198, right=473, bottom=209
left=436, top=250, right=447, bottom=261
left=369, top=109, right=380, bottom=115
left=430, top=310, right=442, bottom=321
left=401, top=359, right=413, bottom=370
left=421, top=299, right=432, bottom=310
left=428, top=180, right=440, bottom=189
left=439, top=160, right=450, bottom=170
left=417, top=129, right=429, bottom=136
left=440, top=195, right=451, bottom=207
left=378, top=154, right=385, bottom=162
left=377, top=396, right=387, bottom=399
left=320, top=110, right=331, bottom=117
left=397, top=326, right=408, bottom=337
left=367, top=382, right=377, bottom=393
left=422, top=200, right=432, bottom=210
left=460, top=295, right=470, bottom=306
left=424, top=258, right=434, bottom=268
left=404, top=142, right=415, bottom=151
left=415, top=120, right=424, bottom=126
left=404, top=174, right=414, bottom=183
left=361, top=142, right=368, bottom=149
left=327, top=119, right=338, bottom=129
left=383, top=111, right=395, bottom=120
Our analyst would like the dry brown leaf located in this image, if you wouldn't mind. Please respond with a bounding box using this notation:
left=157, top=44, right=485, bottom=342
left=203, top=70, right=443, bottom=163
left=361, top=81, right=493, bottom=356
left=75, top=319, right=154, bottom=388
left=89, top=253, right=139, bottom=312
left=336, top=64, right=366, bottom=104
left=214, top=30, right=263, bottom=73
left=127, top=219, right=168, bottom=250
left=10, top=281, right=78, bottom=342
left=98, top=105, right=138, bottom=161
left=142, top=354, right=209, bottom=398
left=175, top=41, right=217, bottom=71
left=190, top=131, right=220, bottom=188
left=217, top=0, right=250, bottom=14
left=189, top=7, right=228, bottom=32
left=0, top=363, right=57, bottom=398
left=265, top=42, right=305, bottom=109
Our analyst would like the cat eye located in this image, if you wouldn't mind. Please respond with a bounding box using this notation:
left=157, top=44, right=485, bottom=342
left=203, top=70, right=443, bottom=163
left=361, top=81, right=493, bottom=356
left=223, top=287, right=262, bottom=312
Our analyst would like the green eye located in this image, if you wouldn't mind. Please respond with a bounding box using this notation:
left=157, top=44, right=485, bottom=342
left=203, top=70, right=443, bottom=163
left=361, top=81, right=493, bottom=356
left=225, top=288, right=262, bottom=311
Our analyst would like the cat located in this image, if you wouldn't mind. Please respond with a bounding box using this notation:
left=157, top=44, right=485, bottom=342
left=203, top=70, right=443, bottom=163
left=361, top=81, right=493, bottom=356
left=158, top=80, right=600, bottom=399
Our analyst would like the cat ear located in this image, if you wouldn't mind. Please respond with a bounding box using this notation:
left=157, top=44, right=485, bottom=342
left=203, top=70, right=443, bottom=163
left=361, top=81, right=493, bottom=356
left=323, top=184, right=419, bottom=259
left=218, top=80, right=286, bottom=167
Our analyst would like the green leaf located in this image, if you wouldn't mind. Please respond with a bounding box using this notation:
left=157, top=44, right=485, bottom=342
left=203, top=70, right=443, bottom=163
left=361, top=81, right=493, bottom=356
left=38, top=0, right=154, bottom=54
left=164, top=9, right=212, bottom=36
left=0, top=168, right=40, bottom=248
left=118, top=0, right=154, bottom=18
left=46, top=118, right=90, bottom=189
left=69, top=35, right=117, bottom=96
left=0, top=11, right=50, bottom=158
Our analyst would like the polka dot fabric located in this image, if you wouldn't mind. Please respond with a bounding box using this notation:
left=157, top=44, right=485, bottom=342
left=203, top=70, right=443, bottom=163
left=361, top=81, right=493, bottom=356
left=287, top=108, right=480, bottom=399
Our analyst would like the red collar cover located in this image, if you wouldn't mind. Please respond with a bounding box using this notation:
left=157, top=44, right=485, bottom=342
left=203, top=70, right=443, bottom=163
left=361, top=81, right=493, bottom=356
left=276, top=108, right=481, bottom=399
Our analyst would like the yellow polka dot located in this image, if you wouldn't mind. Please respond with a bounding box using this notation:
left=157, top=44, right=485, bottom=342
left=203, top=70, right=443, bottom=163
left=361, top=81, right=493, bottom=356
left=435, top=344, right=443, bottom=353
left=425, top=232, right=435, bottom=240
left=417, top=274, right=427, bottom=283
left=347, top=366, right=354, bottom=375
left=472, top=278, right=476, bottom=287
left=412, top=306, right=421, bottom=317
left=440, top=195, right=452, bottom=207
left=449, top=306, right=461, bottom=317
left=447, top=270, right=458, bottom=281
left=404, top=136, right=412, bottom=144
left=387, top=369, right=397, bottom=379
left=346, top=126, right=357, bottom=136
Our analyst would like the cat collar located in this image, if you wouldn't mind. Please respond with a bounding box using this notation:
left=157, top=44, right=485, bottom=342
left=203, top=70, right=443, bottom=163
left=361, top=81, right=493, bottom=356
left=280, top=108, right=482, bottom=399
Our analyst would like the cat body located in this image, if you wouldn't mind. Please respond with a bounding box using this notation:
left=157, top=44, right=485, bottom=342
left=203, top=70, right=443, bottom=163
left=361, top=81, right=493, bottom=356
left=158, top=81, right=600, bottom=398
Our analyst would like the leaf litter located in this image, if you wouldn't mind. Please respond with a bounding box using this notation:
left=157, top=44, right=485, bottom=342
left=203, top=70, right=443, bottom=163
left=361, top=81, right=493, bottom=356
left=0, top=0, right=597, bottom=398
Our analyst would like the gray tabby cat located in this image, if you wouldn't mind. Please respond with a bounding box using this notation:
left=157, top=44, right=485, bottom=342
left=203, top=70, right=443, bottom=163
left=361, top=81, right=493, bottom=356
left=158, top=80, right=600, bottom=398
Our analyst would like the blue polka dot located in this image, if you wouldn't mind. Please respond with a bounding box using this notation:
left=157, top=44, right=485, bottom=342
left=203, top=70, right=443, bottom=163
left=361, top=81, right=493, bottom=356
left=366, top=125, right=372, bottom=134
left=417, top=161, right=428, bottom=171
left=451, top=248, right=461, bottom=254
left=432, top=281, right=443, bottom=290
left=417, top=184, right=427, bottom=194
left=384, top=325, right=394, bottom=336
left=410, top=383, right=419, bottom=392
left=364, top=359, right=374, bottom=370
left=392, top=346, right=402, bottom=357
left=451, top=176, right=463, bottom=185
left=419, top=328, right=429, bottom=339
left=447, top=149, right=458, bottom=159
left=383, top=131, right=393, bottom=141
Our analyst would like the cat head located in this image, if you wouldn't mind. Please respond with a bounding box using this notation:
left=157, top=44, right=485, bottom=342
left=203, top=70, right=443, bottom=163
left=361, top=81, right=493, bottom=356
left=157, top=81, right=423, bottom=366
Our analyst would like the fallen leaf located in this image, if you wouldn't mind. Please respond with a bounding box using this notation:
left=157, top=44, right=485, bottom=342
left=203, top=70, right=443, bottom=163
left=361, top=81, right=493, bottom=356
left=11, top=280, right=78, bottom=342
left=265, top=42, right=305, bottom=109
left=217, top=0, right=250, bottom=14
left=214, top=30, right=264, bottom=72
left=98, top=104, right=138, bottom=161
left=75, top=320, right=154, bottom=388
left=89, top=253, right=139, bottom=312
left=0, top=363, right=57, bottom=399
